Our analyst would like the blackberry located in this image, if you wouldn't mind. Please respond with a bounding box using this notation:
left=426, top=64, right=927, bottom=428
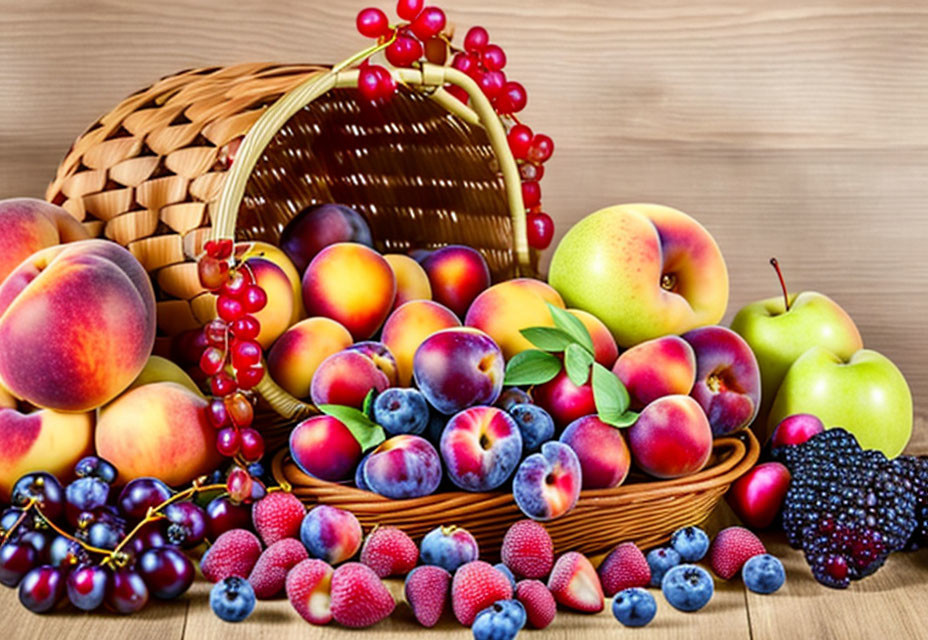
left=892, top=455, right=928, bottom=549
left=772, top=428, right=919, bottom=589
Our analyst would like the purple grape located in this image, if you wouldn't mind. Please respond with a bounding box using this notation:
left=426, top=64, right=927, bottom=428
left=11, top=473, right=64, bottom=521
left=67, top=564, right=107, bottom=611
left=88, top=522, right=122, bottom=550
left=138, top=547, right=194, bottom=599
left=49, top=535, right=90, bottom=569
left=128, top=521, right=170, bottom=555
left=17, top=531, right=51, bottom=564
left=164, top=502, right=207, bottom=548
left=18, top=565, right=65, bottom=613
left=0, top=542, right=38, bottom=587
left=118, top=478, right=172, bottom=521
left=0, top=507, right=32, bottom=541
left=105, top=568, right=149, bottom=614
left=205, top=496, right=251, bottom=539
left=65, top=477, right=110, bottom=526
left=74, top=456, right=118, bottom=484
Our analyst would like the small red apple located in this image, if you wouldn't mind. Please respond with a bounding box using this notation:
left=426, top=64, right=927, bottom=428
left=770, top=413, right=825, bottom=448
left=726, top=462, right=791, bottom=529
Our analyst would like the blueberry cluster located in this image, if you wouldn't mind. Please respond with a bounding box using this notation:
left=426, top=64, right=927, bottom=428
left=773, top=428, right=923, bottom=588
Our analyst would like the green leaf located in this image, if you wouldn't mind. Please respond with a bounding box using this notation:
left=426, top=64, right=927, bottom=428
left=519, top=327, right=576, bottom=352
left=591, top=362, right=631, bottom=426
left=317, top=403, right=386, bottom=451
left=601, top=410, right=640, bottom=429
left=546, top=303, right=595, bottom=354
left=361, top=389, right=377, bottom=419
left=504, top=350, right=562, bottom=386
left=564, top=343, right=594, bottom=386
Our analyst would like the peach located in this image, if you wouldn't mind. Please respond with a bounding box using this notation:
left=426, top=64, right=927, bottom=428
left=345, top=341, right=399, bottom=387
left=413, top=328, right=504, bottom=415
left=243, top=257, right=294, bottom=349
left=567, top=309, right=619, bottom=367
left=549, top=204, right=729, bottom=347
left=532, top=370, right=596, bottom=429
left=0, top=383, right=15, bottom=409
left=310, top=349, right=391, bottom=409
left=267, top=318, right=353, bottom=399
left=237, top=241, right=304, bottom=325
left=290, top=415, right=363, bottom=482
left=612, top=335, right=697, bottom=410
left=382, top=300, right=461, bottom=386
left=363, top=435, right=442, bottom=498
left=384, top=254, right=432, bottom=310
left=627, top=395, right=712, bottom=479
left=513, top=441, right=582, bottom=521
left=279, top=204, right=373, bottom=273
left=421, top=245, right=491, bottom=318
left=0, top=240, right=155, bottom=412
left=0, top=408, right=94, bottom=500
left=559, top=416, right=631, bottom=489
left=302, top=243, right=396, bottom=340
left=440, top=406, right=522, bottom=491
left=464, top=279, right=566, bottom=360
left=95, top=382, right=222, bottom=486
left=0, top=198, right=89, bottom=286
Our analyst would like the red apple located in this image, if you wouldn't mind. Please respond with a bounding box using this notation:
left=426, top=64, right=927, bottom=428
left=726, top=462, right=791, bottom=529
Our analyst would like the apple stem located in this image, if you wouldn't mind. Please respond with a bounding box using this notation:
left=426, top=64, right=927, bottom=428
left=770, top=258, right=791, bottom=312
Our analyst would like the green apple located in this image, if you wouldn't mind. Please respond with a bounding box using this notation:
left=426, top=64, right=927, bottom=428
left=768, top=347, right=912, bottom=457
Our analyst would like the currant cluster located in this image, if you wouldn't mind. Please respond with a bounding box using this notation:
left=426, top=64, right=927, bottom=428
left=773, top=428, right=923, bottom=588
left=0, top=459, right=264, bottom=614
left=197, top=238, right=266, bottom=465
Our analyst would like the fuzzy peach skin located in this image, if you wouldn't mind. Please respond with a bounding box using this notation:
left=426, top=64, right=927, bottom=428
left=465, top=279, right=566, bottom=360
left=244, top=257, right=294, bottom=349
left=302, top=243, right=396, bottom=340
left=237, top=241, right=304, bottom=325
left=267, top=318, right=353, bottom=399
left=382, top=300, right=461, bottom=386
left=559, top=415, right=631, bottom=489
left=612, top=335, right=697, bottom=410
left=627, top=395, right=712, bottom=479
left=567, top=309, right=619, bottom=367
left=549, top=204, right=729, bottom=347
left=95, top=382, right=222, bottom=486
left=384, top=254, right=432, bottom=310
left=0, top=198, right=89, bottom=286
left=0, top=239, right=155, bottom=412
left=0, top=408, right=94, bottom=500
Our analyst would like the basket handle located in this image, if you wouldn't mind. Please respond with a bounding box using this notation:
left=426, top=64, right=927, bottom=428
left=211, top=62, right=531, bottom=272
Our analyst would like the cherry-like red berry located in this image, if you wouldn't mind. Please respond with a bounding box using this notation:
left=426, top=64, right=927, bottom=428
left=203, top=319, right=227, bottom=348
left=464, top=26, right=489, bottom=52
left=216, top=428, right=241, bottom=458
left=527, top=134, right=554, bottom=164
left=203, top=239, right=233, bottom=260
left=526, top=212, right=555, bottom=250
left=230, top=339, right=261, bottom=370
left=230, top=316, right=260, bottom=341
left=225, top=393, right=254, bottom=429
left=197, top=257, right=229, bottom=291
left=410, top=6, right=446, bottom=40
left=494, top=81, right=527, bottom=114
left=445, top=84, right=469, bottom=104
left=507, top=124, right=533, bottom=159
left=477, top=70, right=506, bottom=100
left=521, top=180, right=541, bottom=208
left=239, top=429, right=265, bottom=463
left=385, top=35, right=424, bottom=67
left=356, top=7, right=390, bottom=38
left=451, top=52, right=479, bottom=77
left=216, top=295, right=244, bottom=322
left=396, top=0, right=423, bottom=20
left=210, top=372, right=236, bottom=397
left=235, top=364, right=265, bottom=390
left=241, top=285, right=267, bottom=314
left=220, top=270, right=249, bottom=299
left=519, top=162, right=544, bottom=182
left=481, top=44, right=506, bottom=71
left=226, top=468, right=253, bottom=504
left=199, top=347, right=226, bottom=377
left=206, top=398, right=230, bottom=429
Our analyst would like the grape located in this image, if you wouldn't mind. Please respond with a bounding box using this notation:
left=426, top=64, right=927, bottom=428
left=67, top=564, right=107, bottom=611
left=49, top=535, right=90, bottom=569
left=128, top=521, right=170, bottom=555
left=164, top=502, right=207, bottom=548
left=74, top=456, right=118, bottom=484
left=521, top=180, right=541, bottom=208
left=0, top=507, right=32, bottom=542
left=210, top=372, right=237, bottom=397
left=138, top=547, right=195, bottom=599
left=239, top=429, right=265, bottom=463
left=200, top=347, right=226, bottom=376
left=105, top=568, right=149, bottom=614
left=225, top=392, right=255, bottom=428
left=226, top=468, right=253, bottom=504
left=235, top=364, right=264, bottom=390
left=216, top=428, right=241, bottom=458
left=205, top=496, right=251, bottom=539
left=18, top=565, right=65, bottom=613
left=118, top=478, right=172, bottom=520
left=18, top=531, right=50, bottom=564
left=65, top=477, right=110, bottom=526
left=11, top=473, right=64, bottom=521
left=197, top=256, right=229, bottom=291
left=88, top=522, right=122, bottom=550
left=0, top=542, right=38, bottom=587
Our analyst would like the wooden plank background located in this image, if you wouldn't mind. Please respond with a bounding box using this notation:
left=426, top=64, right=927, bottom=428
left=1, top=0, right=926, bottom=424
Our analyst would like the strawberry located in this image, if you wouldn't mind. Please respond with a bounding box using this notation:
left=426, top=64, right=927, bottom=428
left=451, top=560, right=513, bottom=626
left=360, top=526, right=418, bottom=578
left=252, top=490, right=305, bottom=546
left=547, top=551, right=604, bottom=613
left=286, top=558, right=334, bottom=625
left=515, top=579, right=557, bottom=629
left=709, top=526, right=767, bottom=579
left=404, top=565, right=451, bottom=627
left=200, top=529, right=261, bottom=583
left=330, top=562, right=395, bottom=628
left=247, top=538, right=308, bottom=598
left=598, top=542, right=651, bottom=596
left=501, top=519, right=554, bottom=579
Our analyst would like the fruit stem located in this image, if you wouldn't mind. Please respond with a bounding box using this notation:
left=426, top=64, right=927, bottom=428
left=32, top=505, right=114, bottom=557
left=769, top=258, right=791, bottom=312
left=1, top=498, right=35, bottom=545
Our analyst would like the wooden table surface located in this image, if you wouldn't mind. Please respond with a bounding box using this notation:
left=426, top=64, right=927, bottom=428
left=2, top=0, right=927, bottom=638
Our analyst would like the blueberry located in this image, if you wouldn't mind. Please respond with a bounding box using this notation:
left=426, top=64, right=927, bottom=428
left=74, top=456, right=118, bottom=484
left=496, top=388, right=532, bottom=412
left=646, top=547, right=681, bottom=587
left=210, top=576, right=256, bottom=622
left=373, top=388, right=429, bottom=435
left=612, top=587, right=657, bottom=627
left=670, top=526, right=710, bottom=562
left=661, top=564, right=714, bottom=612
left=742, top=554, right=785, bottom=594
left=494, top=563, right=516, bottom=590
left=508, top=404, right=555, bottom=453
left=472, top=599, right=526, bottom=640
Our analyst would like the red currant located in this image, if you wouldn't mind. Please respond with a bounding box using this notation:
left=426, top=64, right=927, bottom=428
left=385, top=35, right=424, bottom=67
left=239, top=429, right=265, bottom=463
left=396, top=0, right=423, bottom=21
left=230, top=339, right=261, bottom=370
left=206, top=398, right=230, bottom=429
left=203, top=239, right=233, bottom=260
left=521, top=180, right=541, bottom=208
left=356, top=7, right=390, bottom=38
left=373, top=66, right=397, bottom=100
left=197, top=257, right=229, bottom=291
left=507, top=124, right=533, bottom=159
left=226, top=468, right=253, bottom=504
left=230, top=315, right=260, bottom=341
left=519, top=162, right=544, bottom=182
left=526, top=212, right=555, bottom=250
left=451, top=52, right=479, bottom=77
left=494, top=81, right=527, bottom=114
left=216, top=428, right=240, bottom=457
left=477, top=70, right=506, bottom=100
left=241, top=285, right=267, bottom=314
left=210, top=372, right=236, bottom=397
left=203, top=319, right=228, bottom=347
left=481, top=44, right=506, bottom=71
left=358, top=65, right=383, bottom=101
left=527, top=134, right=554, bottom=164
left=225, top=392, right=254, bottom=428
left=220, top=270, right=249, bottom=299
left=199, top=347, right=226, bottom=377
left=445, top=84, right=469, bottom=104
left=216, top=295, right=244, bottom=322
left=410, top=6, right=445, bottom=40
left=236, top=364, right=265, bottom=390
left=464, top=26, right=489, bottom=53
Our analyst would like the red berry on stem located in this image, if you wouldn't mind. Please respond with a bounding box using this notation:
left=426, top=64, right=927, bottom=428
left=396, top=0, right=423, bottom=21
left=204, top=319, right=228, bottom=347
left=358, top=66, right=381, bottom=102
left=230, top=315, right=260, bottom=341
left=520, top=162, right=544, bottom=182
left=236, top=364, right=265, bottom=390
left=216, top=295, right=244, bottom=322
left=199, top=347, right=226, bottom=377
left=225, top=393, right=254, bottom=429
left=445, top=85, right=469, bottom=104
left=221, top=270, right=249, bottom=299
left=385, top=35, right=424, bottom=68
left=207, top=398, right=230, bottom=429
left=507, top=124, right=533, bottom=159
left=356, top=7, right=390, bottom=38
left=371, top=66, right=397, bottom=101
left=451, top=52, right=479, bottom=77
left=481, top=44, right=506, bottom=71
left=216, top=428, right=241, bottom=457
left=226, top=468, right=253, bottom=504
left=477, top=70, right=506, bottom=100
left=527, top=212, right=555, bottom=250
left=464, top=26, right=489, bottom=53
left=242, top=286, right=267, bottom=314
left=495, top=81, right=527, bottom=114
left=410, top=7, right=446, bottom=40
left=204, top=239, right=233, bottom=260
left=231, top=339, right=261, bottom=370
left=197, top=257, right=229, bottom=291
left=521, top=181, right=541, bottom=208
left=210, top=372, right=236, bottom=397
left=239, top=429, right=265, bottom=463
left=527, top=134, right=554, bottom=164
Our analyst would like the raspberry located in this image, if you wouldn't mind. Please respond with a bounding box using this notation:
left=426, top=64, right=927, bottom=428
left=500, top=519, right=554, bottom=579
left=598, top=542, right=650, bottom=596
left=547, top=551, right=604, bottom=613
left=515, top=579, right=556, bottom=629
left=200, top=529, right=262, bottom=583
left=252, top=491, right=305, bottom=546
left=451, top=561, right=513, bottom=626
left=247, top=538, right=308, bottom=598
left=404, top=565, right=451, bottom=627
left=360, top=526, right=418, bottom=578
left=708, top=527, right=766, bottom=580
left=330, top=562, right=395, bottom=628
left=285, top=558, right=334, bottom=625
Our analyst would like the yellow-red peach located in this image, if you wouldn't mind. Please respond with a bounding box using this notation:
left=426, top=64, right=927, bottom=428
left=464, top=279, right=566, bottom=360
left=302, top=243, right=396, bottom=340
left=236, top=241, right=304, bottom=325
left=612, top=335, right=697, bottom=410
left=0, top=198, right=89, bottom=286
left=0, top=408, right=94, bottom=500
left=627, top=395, right=712, bottom=479
left=311, top=349, right=391, bottom=409
left=243, top=256, right=294, bottom=349
left=95, top=382, right=222, bottom=486
left=384, top=254, right=432, bottom=310
left=567, top=309, right=619, bottom=367
left=421, top=245, right=491, bottom=318
left=381, top=300, right=461, bottom=386
left=267, top=318, right=353, bottom=399
left=0, top=240, right=155, bottom=412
